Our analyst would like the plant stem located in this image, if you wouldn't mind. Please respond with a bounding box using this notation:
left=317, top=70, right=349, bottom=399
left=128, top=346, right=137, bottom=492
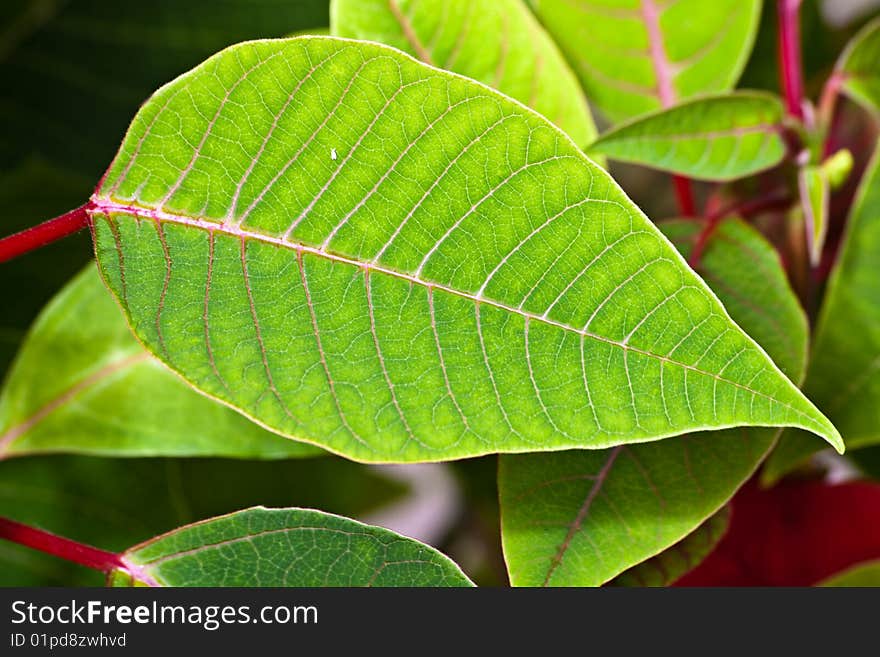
left=818, top=71, right=845, bottom=156
left=0, top=203, right=91, bottom=264
left=0, top=516, right=123, bottom=572
left=777, top=0, right=805, bottom=122
left=673, top=175, right=696, bottom=217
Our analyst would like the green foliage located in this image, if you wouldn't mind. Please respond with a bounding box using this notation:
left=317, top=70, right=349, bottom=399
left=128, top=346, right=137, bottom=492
left=527, top=0, right=762, bottom=121
left=331, top=0, right=596, bottom=146
left=92, top=37, right=838, bottom=464
left=111, top=507, right=473, bottom=586
left=765, top=144, right=880, bottom=481
left=819, top=560, right=880, bottom=587
left=588, top=93, right=787, bottom=181
left=798, top=164, right=830, bottom=267
left=499, top=218, right=809, bottom=586
left=0, top=454, right=403, bottom=586
left=0, top=267, right=317, bottom=459
left=836, top=17, right=880, bottom=116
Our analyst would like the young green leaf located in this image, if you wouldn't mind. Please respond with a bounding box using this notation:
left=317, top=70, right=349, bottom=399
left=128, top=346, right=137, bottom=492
left=764, top=143, right=880, bottom=482
left=109, top=507, right=473, bottom=586
left=0, top=267, right=317, bottom=459
left=835, top=16, right=880, bottom=117
left=0, top=454, right=404, bottom=586
left=798, top=164, right=830, bottom=267
left=526, top=0, right=762, bottom=122
left=331, top=0, right=596, bottom=146
left=499, top=218, right=809, bottom=586
left=610, top=505, right=730, bottom=587
left=91, top=37, right=839, bottom=463
left=587, top=93, right=787, bottom=181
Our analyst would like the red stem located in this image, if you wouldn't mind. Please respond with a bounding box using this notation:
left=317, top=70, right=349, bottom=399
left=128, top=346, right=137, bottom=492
left=777, top=0, right=806, bottom=121
left=0, top=203, right=91, bottom=264
left=0, top=516, right=123, bottom=572
left=673, top=174, right=696, bottom=217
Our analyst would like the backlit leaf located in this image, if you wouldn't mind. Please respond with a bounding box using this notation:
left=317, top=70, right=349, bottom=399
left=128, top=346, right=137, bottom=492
left=764, top=143, right=880, bottom=483
left=499, top=218, right=809, bottom=586
left=90, top=37, right=839, bottom=463
left=836, top=16, right=880, bottom=117
left=109, top=507, right=473, bottom=586
left=527, top=0, right=762, bottom=121
left=588, top=93, right=787, bottom=181
left=331, top=0, right=596, bottom=146
left=0, top=266, right=317, bottom=459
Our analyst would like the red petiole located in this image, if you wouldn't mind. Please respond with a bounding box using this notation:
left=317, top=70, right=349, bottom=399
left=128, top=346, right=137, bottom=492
left=0, top=203, right=92, bottom=264
left=0, top=516, right=124, bottom=573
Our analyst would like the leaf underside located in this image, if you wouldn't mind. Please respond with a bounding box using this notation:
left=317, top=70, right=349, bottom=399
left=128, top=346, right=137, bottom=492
left=588, top=92, right=786, bottom=181
left=499, top=218, right=810, bottom=586
left=331, top=0, right=596, bottom=146
left=527, top=0, right=762, bottom=122
left=91, top=37, right=839, bottom=463
left=112, top=507, right=473, bottom=587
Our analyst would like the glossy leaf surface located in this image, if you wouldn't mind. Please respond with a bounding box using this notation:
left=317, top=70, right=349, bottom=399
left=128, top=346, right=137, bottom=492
left=527, top=0, right=762, bottom=121
left=499, top=218, right=809, bottom=586
left=588, top=93, right=786, bottom=181
left=90, top=38, right=838, bottom=463
left=0, top=267, right=317, bottom=459
left=112, top=507, right=473, bottom=586
left=331, top=0, right=596, bottom=146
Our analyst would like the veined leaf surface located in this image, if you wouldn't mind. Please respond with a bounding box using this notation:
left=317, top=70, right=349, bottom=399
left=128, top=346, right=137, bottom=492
left=764, top=143, right=880, bottom=482
left=500, top=218, right=809, bottom=586
left=331, top=0, right=596, bottom=146
left=588, top=93, right=786, bottom=181
left=109, top=507, right=473, bottom=586
left=527, top=0, right=762, bottom=122
left=836, top=17, right=880, bottom=117
left=90, top=37, right=839, bottom=463
left=0, top=267, right=317, bottom=459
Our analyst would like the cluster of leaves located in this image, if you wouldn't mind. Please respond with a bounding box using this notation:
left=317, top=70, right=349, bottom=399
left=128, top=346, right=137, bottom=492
left=1, top=0, right=879, bottom=587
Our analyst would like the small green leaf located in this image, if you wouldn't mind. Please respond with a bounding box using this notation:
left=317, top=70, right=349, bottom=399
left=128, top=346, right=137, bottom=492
left=527, top=0, right=762, bottom=121
left=764, top=143, right=880, bottom=483
left=836, top=17, right=880, bottom=117
left=0, top=454, right=405, bottom=586
left=111, top=507, right=473, bottom=587
left=588, top=93, right=786, bottom=181
left=331, top=0, right=596, bottom=146
left=90, top=37, right=839, bottom=463
left=821, top=149, right=854, bottom=190
left=500, top=218, right=809, bottom=586
left=0, top=267, right=317, bottom=459
left=819, top=560, right=880, bottom=587
left=798, top=164, right=830, bottom=267
left=610, top=505, right=730, bottom=587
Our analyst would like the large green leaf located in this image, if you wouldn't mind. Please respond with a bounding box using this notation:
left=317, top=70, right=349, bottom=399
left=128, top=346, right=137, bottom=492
left=0, top=266, right=317, bottom=459
left=108, top=506, right=473, bottom=586
left=0, top=454, right=403, bottom=586
left=588, top=93, right=786, bottom=181
left=90, top=37, right=838, bottom=463
left=610, top=505, right=730, bottom=586
left=835, top=16, right=880, bottom=117
left=764, top=144, right=880, bottom=482
left=331, top=0, right=596, bottom=146
left=499, top=218, right=809, bottom=586
left=527, top=0, right=762, bottom=122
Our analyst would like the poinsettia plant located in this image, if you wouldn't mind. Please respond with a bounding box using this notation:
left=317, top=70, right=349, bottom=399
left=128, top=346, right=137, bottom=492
left=0, top=0, right=878, bottom=587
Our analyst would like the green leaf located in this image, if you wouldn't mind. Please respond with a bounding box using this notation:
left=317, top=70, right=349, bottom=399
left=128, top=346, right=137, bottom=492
left=764, top=143, right=880, bottom=483
left=836, top=16, right=880, bottom=117
left=819, top=560, right=880, bottom=587
left=610, top=505, right=730, bottom=587
left=499, top=218, right=809, bottom=586
left=331, top=0, right=596, bottom=147
left=109, top=506, right=473, bottom=586
left=798, top=164, right=830, bottom=267
left=587, top=93, right=787, bottom=181
left=0, top=266, right=317, bottom=459
left=0, top=454, right=405, bottom=586
left=527, top=0, right=762, bottom=121
left=91, top=37, right=839, bottom=463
